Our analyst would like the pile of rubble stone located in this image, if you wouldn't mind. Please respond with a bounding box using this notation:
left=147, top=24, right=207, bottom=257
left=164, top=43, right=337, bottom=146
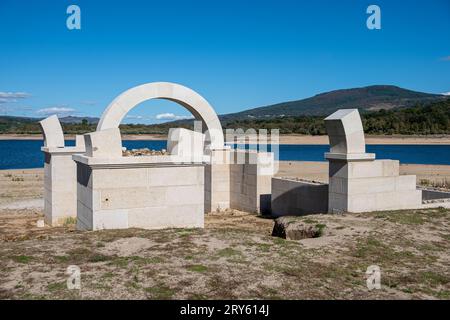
left=122, top=148, right=168, bottom=157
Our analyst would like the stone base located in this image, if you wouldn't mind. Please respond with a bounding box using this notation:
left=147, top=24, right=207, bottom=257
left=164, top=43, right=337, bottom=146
left=328, top=159, right=422, bottom=213
left=75, top=160, right=205, bottom=231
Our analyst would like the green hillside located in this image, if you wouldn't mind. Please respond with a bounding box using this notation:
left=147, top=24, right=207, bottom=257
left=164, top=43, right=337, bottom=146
left=0, top=85, right=449, bottom=136
left=223, top=99, right=450, bottom=135
left=1, top=99, right=449, bottom=136
left=221, top=85, right=445, bottom=120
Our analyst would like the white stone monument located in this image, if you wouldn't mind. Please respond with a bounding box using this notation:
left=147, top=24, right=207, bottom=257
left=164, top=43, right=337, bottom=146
left=73, top=82, right=230, bottom=230
left=97, top=82, right=232, bottom=214
left=325, top=109, right=422, bottom=213
left=40, top=115, right=86, bottom=226
left=38, top=82, right=275, bottom=231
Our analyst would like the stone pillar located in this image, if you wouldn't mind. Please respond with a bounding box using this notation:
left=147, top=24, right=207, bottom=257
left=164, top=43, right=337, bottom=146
left=325, top=109, right=421, bottom=213
left=204, top=148, right=231, bottom=213
left=42, top=148, right=85, bottom=225
left=39, top=115, right=85, bottom=225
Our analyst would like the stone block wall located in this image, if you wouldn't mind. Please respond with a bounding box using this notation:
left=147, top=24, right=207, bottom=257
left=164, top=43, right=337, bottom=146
left=271, top=178, right=328, bottom=216
left=204, top=149, right=274, bottom=214
left=229, top=150, right=272, bottom=214
left=76, top=163, right=205, bottom=231
left=328, top=159, right=422, bottom=213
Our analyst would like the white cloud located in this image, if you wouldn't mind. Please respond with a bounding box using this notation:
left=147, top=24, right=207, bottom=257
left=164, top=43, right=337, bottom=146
left=125, top=115, right=144, bottom=119
left=36, top=106, right=76, bottom=116
left=0, top=92, right=30, bottom=99
left=155, top=113, right=194, bottom=121
left=0, top=92, right=31, bottom=104
left=442, top=92, right=450, bottom=96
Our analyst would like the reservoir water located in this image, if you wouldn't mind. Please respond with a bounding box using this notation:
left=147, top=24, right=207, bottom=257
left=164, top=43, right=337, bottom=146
left=1, top=140, right=449, bottom=170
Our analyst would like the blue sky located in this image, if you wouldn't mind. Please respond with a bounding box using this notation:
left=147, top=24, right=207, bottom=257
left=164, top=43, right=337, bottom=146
left=0, top=0, right=449, bottom=124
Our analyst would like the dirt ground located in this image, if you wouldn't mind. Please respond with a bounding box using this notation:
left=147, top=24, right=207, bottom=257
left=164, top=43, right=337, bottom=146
left=0, top=165, right=449, bottom=299
left=277, top=161, right=450, bottom=186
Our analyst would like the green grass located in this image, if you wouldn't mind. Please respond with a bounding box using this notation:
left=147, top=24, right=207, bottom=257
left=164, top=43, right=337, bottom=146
left=108, top=255, right=164, bottom=268
left=315, top=224, right=327, bottom=237
left=11, top=255, right=33, bottom=264
left=145, top=285, right=175, bottom=299
left=353, top=237, right=389, bottom=259
left=63, top=217, right=77, bottom=227
left=47, top=281, right=67, bottom=292
left=187, top=264, right=208, bottom=273
left=272, top=237, right=288, bottom=246
left=436, top=290, right=450, bottom=299
left=217, top=247, right=241, bottom=257
left=88, top=254, right=111, bottom=263
left=175, top=228, right=198, bottom=237
left=420, top=271, right=449, bottom=286
left=374, top=210, right=426, bottom=225
left=53, top=255, right=70, bottom=263
left=302, top=218, right=319, bottom=224
left=101, top=272, right=115, bottom=279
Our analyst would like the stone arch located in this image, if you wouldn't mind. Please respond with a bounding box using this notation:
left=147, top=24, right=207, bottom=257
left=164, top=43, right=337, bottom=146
left=324, top=108, right=375, bottom=161
left=97, top=82, right=225, bottom=149
left=39, top=115, right=65, bottom=148
left=324, top=109, right=366, bottom=154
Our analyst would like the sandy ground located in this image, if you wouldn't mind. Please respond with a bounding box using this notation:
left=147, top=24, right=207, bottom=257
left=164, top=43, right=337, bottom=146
left=277, top=161, right=450, bottom=186
left=0, top=165, right=449, bottom=299
left=2, top=133, right=450, bottom=145
left=1, top=161, right=449, bottom=208
left=0, top=170, right=43, bottom=208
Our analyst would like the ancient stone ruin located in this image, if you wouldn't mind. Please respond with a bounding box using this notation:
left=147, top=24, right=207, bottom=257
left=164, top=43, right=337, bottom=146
left=40, top=83, right=446, bottom=230
left=41, top=82, right=274, bottom=229
left=325, top=109, right=422, bottom=213
left=272, top=109, right=441, bottom=216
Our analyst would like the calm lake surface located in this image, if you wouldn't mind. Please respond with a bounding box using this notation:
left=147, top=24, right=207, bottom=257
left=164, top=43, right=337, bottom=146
left=1, top=139, right=450, bottom=170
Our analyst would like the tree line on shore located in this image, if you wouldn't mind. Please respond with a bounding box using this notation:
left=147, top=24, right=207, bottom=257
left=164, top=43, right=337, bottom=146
left=0, top=99, right=449, bottom=136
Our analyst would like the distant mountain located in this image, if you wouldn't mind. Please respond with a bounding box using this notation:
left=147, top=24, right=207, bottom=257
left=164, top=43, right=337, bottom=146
left=0, top=115, right=99, bottom=124
left=0, top=85, right=448, bottom=133
left=0, top=115, right=36, bottom=123
left=59, top=116, right=99, bottom=124
left=220, top=85, right=446, bottom=122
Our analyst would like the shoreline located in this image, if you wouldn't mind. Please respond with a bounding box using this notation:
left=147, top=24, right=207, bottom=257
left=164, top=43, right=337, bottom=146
left=1, top=133, right=450, bottom=145
left=2, top=162, right=450, bottom=186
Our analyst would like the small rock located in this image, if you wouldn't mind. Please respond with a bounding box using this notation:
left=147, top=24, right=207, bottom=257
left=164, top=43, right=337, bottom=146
left=36, top=219, right=45, bottom=228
